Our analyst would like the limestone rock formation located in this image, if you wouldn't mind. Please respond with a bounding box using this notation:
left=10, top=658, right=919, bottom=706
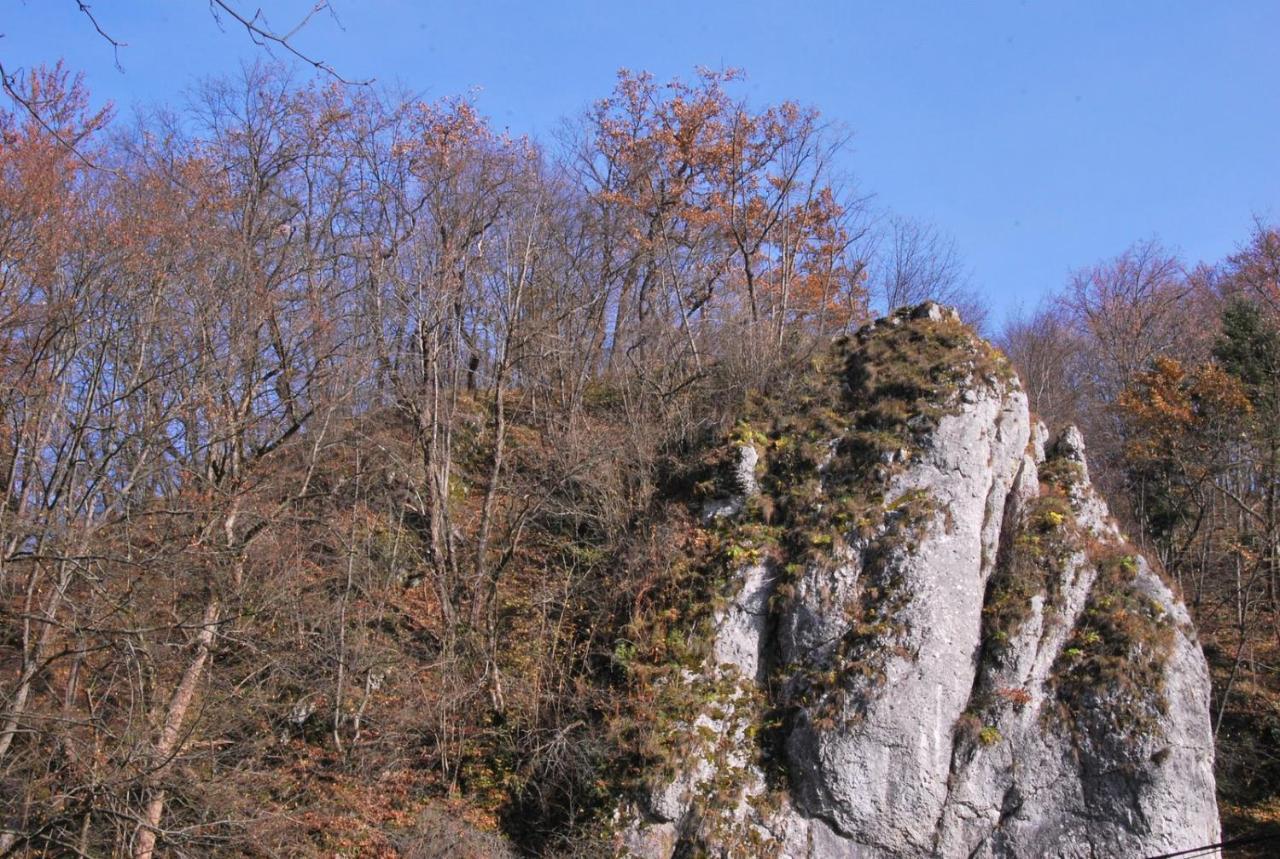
left=617, top=303, right=1220, bottom=858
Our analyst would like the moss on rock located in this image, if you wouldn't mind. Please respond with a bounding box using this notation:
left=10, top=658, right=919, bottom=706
left=1050, top=546, right=1175, bottom=744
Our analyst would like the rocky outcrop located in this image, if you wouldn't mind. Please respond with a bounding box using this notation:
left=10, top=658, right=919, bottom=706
left=617, top=304, right=1220, bottom=858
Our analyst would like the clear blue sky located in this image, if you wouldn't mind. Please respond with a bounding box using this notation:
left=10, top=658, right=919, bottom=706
left=5, top=1, right=1279, bottom=324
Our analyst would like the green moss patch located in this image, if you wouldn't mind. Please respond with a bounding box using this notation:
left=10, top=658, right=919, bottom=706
left=981, top=490, right=1081, bottom=658
left=1050, top=548, right=1176, bottom=744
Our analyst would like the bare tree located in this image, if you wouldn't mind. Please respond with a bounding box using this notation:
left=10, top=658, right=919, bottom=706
left=0, top=2, right=365, bottom=164
left=1060, top=238, right=1205, bottom=399
left=871, top=215, right=988, bottom=329
left=998, top=301, right=1089, bottom=431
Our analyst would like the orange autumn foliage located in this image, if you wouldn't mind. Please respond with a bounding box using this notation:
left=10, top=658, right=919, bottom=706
left=1118, top=356, right=1251, bottom=476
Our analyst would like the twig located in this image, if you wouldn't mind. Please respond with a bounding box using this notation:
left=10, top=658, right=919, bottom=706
left=75, top=1, right=126, bottom=71
left=207, top=1, right=372, bottom=85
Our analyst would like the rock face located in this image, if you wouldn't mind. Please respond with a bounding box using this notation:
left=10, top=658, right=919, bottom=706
left=618, top=304, right=1220, bottom=858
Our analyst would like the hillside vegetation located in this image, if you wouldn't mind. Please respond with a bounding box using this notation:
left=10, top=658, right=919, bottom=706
left=1, top=63, right=1277, bottom=857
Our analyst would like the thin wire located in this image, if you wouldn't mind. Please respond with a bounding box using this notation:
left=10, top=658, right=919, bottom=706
left=1144, top=831, right=1280, bottom=858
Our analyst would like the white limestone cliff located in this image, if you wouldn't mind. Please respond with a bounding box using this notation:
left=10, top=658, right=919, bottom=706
left=617, top=303, right=1220, bottom=859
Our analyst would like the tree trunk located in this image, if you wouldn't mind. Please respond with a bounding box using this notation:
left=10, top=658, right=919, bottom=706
left=133, top=598, right=221, bottom=859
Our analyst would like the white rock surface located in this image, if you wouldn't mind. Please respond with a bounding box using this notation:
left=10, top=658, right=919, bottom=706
left=779, top=378, right=1030, bottom=855
left=619, top=308, right=1220, bottom=858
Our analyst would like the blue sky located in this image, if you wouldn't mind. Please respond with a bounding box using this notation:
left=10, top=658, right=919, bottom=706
left=5, top=1, right=1278, bottom=323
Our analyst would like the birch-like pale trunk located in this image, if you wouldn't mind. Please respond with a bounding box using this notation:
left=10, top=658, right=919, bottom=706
left=132, top=598, right=221, bottom=859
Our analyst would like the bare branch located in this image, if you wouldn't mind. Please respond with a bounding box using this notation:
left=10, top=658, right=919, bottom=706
left=206, top=1, right=371, bottom=85
left=74, top=1, right=126, bottom=70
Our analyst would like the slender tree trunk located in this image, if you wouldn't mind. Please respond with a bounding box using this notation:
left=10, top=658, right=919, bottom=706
left=133, top=598, right=221, bottom=859
left=0, top=560, right=75, bottom=765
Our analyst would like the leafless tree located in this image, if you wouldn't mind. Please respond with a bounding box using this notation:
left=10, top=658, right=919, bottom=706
left=871, top=215, right=988, bottom=329
left=998, top=301, right=1089, bottom=432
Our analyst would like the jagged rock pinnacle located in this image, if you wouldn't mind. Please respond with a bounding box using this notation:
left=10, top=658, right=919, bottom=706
left=617, top=304, right=1219, bottom=858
